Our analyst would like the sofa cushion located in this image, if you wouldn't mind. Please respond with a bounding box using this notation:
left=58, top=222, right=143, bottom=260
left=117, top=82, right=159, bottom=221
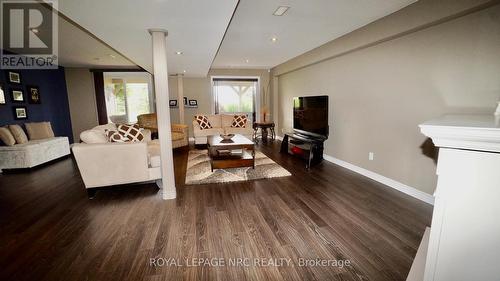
left=231, top=114, right=248, bottom=128
left=194, top=127, right=224, bottom=137
left=0, top=127, right=16, bottom=146
left=195, top=115, right=213, bottom=130
left=206, top=115, right=222, bottom=128
left=8, top=124, right=28, bottom=144
left=80, top=129, right=108, bottom=144
left=25, top=122, right=55, bottom=140
left=117, top=124, right=144, bottom=142
left=220, top=114, right=234, bottom=127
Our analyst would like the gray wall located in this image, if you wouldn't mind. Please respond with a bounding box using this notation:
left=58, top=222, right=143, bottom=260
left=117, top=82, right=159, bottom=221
left=65, top=68, right=98, bottom=142
left=273, top=1, right=500, bottom=195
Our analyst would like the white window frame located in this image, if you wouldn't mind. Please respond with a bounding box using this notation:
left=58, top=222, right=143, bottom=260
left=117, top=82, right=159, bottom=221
left=210, top=75, right=261, bottom=122
left=104, top=72, right=155, bottom=122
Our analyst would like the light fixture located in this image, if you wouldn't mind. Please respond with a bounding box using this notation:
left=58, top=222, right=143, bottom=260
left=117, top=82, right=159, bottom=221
left=271, top=37, right=277, bottom=42
left=273, top=6, right=289, bottom=16
left=183, top=70, right=186, bottom=73
left=245, top=59, right=249, bottom=63
left=175, top=51, right=183, bottom=55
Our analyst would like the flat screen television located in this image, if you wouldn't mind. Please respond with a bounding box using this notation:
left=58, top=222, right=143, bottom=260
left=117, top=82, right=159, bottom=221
left=293, top=95, right=329, bottom=138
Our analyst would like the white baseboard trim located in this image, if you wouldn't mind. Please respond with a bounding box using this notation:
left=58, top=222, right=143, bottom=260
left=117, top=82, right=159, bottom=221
left=322, top=154, right=435, bottom=205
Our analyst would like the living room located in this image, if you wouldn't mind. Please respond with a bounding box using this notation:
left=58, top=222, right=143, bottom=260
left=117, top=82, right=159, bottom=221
left=1, top=0, right=499, bottom=281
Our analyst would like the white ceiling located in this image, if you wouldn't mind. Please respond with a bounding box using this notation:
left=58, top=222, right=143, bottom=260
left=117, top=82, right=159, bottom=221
left=55, top=0, right=238, bottom=76
left=212, top=0, right=417, bottom=69
left=58, top=15, right=137, bottom=69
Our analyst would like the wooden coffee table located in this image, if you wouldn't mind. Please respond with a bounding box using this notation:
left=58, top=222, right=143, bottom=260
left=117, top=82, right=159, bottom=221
left=207, top=134, right=255, bottom=172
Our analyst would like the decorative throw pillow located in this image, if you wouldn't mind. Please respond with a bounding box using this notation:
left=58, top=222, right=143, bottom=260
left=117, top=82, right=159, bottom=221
left=105, top=130, right=129, bottom=143
left=80, top=129, right=108, bottom=144
left=195, top=115, right=212, bottom=130
left=0, top=126, right=16, bottom=146
left=117, top=124, right=144, bottom=142
left=25, top=122, right=55, bottom=140
left=8, top=124, right=28, bottom=144
left=105, top=124, right=144, bottom=143
left=231, top=114, right=248, bottom=128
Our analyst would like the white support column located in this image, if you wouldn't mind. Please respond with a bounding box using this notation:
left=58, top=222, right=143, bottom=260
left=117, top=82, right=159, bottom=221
left=177, top=74, right=185, bottom=124
left=272, top=75, right=279, bottom=131
left=148, top=28, right=176, bottom=200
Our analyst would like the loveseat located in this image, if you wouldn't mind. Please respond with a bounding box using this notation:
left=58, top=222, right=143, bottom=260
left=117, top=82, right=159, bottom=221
left=72, top=123, right=162, bottom=197
left=192, top=114, right=254, bottom=145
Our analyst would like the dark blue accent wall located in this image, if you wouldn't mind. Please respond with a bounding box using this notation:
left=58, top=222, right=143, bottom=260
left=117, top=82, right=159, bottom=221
left=0, top=67, right=73, bottom=143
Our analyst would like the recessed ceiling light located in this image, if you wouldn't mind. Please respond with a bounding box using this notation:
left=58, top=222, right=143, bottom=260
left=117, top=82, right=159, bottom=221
left=176, top=51, right=183, bottom=55
left=273, top=6, right=289, bottom=16
left=245, top=59, right=249, bottom=63
left=183, top=70, right=186, bottom=73
left=271, top=37, right=277, bottom=42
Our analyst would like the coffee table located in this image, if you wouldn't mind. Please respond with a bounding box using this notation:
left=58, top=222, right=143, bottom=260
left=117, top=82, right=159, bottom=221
left=207, top=134, right=255, bottom=172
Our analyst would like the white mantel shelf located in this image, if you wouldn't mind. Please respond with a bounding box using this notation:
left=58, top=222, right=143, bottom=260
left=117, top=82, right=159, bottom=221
left=413, top=114, right=500, bottom=281
left=419, top=114, right=500, bottom=153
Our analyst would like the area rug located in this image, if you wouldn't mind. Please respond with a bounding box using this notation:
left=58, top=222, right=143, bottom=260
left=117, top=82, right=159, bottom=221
left=185, top=149, right=291, bottom=185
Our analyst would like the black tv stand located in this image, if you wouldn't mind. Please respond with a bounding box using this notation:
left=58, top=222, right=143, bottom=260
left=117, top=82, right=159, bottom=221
left=280, top=131, right=326, bottom=169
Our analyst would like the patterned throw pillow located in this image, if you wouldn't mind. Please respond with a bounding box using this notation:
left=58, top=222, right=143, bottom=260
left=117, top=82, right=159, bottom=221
left=231, top=114, right=247, bottom=128
left=105, top=124, right=144, bottom=143
left=117, top=124, right=144, bottom=142
left=195, top=115, right=212, bottom=130
left=105, top=130, right=129, bottom=143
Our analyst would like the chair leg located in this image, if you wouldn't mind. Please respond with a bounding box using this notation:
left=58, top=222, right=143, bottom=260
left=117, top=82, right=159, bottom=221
left=87, top=189, right=97, bottom=199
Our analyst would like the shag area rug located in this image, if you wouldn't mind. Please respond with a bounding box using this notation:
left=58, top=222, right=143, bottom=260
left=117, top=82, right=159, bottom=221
left=185, top=149, right=291, bottom=185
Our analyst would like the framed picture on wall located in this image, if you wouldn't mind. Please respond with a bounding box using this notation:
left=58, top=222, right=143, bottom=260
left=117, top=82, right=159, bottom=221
left=27, top=85, right=41, bottom=104
left=169, top=99, right=178, bottom=107
left=7, top=71, right=21, bottom=84
left=188, top=99, right=198, bottom=107
left=13, top=107, right=28, bottom=119
left=0, top=84, right=5, bottom=104
left=10, top=89, right=24, bottom=102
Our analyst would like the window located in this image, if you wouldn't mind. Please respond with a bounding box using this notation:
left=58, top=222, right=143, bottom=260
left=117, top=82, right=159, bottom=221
left=104, top=72, right=154, bottom=124
left=212, top=78, right=258, bottom=123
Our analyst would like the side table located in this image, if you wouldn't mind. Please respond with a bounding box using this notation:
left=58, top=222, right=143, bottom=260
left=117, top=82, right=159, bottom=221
left=253, top=122, right=276, bottom=143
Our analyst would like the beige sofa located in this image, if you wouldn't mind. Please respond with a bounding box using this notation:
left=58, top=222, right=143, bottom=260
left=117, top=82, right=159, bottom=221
left=72, top=123, right=162, bottom=198
left=192, top=114, right=254, bottom=145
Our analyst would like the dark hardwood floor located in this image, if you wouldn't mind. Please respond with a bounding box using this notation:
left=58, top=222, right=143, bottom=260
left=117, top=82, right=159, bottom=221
left=0, top=141, right=432, bottom=281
